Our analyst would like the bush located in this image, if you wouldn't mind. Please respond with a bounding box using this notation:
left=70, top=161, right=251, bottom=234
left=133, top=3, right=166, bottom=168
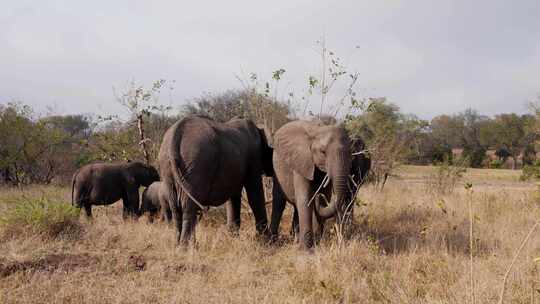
left=462, top=146, right=486, bottom=168
left=520, top=165, right=540, bottom=181
left=489, top=159, right=503, bottom=169
left=426, top=158, right=467, bottom=195
left=0, top=198, right=81, bottom=240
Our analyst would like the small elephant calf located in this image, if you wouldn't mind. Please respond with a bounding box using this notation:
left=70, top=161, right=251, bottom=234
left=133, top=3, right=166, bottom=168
left=140, top=181, right=172, bottom=223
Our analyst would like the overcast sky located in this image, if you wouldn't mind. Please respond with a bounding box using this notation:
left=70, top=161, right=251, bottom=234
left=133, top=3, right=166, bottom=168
left=1, top=0, right=539, bottom=119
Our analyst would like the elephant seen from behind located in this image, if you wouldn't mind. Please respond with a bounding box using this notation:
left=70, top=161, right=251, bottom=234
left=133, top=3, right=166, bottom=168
left=158, top=115, right=273, bottom=246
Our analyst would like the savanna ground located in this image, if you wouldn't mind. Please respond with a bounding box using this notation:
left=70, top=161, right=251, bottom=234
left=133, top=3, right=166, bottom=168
left=1, top=166, right=539, bottom=303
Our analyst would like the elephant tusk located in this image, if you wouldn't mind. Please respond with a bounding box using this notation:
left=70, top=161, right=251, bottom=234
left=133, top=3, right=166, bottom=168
left=349, top=174, right=365, bottom=207
left=306, top=174, right=329, bottom=207
left=349, top=175, right=358, bottom=189
left=352, top=149, right=370, bottom=156
left=323, top=176, right=331, bottom=188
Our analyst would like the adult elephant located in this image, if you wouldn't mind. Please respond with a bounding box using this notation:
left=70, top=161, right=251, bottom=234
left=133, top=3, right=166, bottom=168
left=71, top=161, right=160, bottom=218
left=158, top=115, right=273, bottom=246
left=140, top=181, right=172, bottom=223
left=288, top=136, right=371, bottom=239
left=270, top=120, right=353, bottom=250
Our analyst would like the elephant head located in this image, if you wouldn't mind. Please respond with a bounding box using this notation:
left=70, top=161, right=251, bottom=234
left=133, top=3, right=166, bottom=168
left=127, top=162, right=160, bottom=187
left=276, top=121, right=352, bottom=222
left=350, top=137, right=371, bottom=188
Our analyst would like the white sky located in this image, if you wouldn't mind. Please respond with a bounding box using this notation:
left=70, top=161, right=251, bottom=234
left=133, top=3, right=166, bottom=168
left=1, top=0, right=539, bottom=119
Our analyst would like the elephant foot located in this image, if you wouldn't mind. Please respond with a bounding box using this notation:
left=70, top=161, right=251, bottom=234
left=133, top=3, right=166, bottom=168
left=268, top=234, right=291, bottom=247
left=300, top=231, right=315, bottom=251
left=227, top=224, right=241, bottom=237
left=176, top=242, right=195, bottom=252
left=254, top=222, right=269, bottom=237
left=122, top=215, right=139, bottom=223
left=251, top=231, right=270, bottom=245
left=299, top=244, right=315, bottom=254
left=83, top=205, right=92, bottom=218
left=313, top=232, right=323, bottom=245
left=177, top=237, right=198, bottom=250
left=269, top=233, right=279, bottom=243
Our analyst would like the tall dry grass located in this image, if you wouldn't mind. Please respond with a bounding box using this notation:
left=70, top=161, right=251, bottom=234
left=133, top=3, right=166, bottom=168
left=1, top=166, right=539, bottom=303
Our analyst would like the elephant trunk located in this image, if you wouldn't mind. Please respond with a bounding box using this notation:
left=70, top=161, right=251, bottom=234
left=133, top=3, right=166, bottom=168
left=315, top=149, right=351, bottom=221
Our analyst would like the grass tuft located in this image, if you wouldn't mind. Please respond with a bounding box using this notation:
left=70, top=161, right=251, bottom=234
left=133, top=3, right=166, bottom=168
left=0, top=198, right=81, bottom=240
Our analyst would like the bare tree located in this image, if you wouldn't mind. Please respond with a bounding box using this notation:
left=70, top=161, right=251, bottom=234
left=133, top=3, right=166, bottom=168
left=114, top=79, right=171, bottom=164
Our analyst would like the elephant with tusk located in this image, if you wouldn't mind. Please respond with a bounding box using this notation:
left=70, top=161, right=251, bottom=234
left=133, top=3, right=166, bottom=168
left=269, top=120, right=354, bottom=250
left=289, top=136, right=371, bottom=240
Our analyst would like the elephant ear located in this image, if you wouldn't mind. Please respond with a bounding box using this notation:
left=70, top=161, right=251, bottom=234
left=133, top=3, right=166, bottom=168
left=275, top=122, right=315, bottom=180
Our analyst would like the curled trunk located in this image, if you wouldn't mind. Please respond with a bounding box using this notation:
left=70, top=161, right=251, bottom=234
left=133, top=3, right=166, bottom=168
left=315, top=150, right=350, bottom=220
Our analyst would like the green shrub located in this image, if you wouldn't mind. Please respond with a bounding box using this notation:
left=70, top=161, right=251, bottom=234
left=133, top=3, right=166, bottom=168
left=489, top=159, right=503, bottom=169
left=0, top=198, right=81, bottom=239
left=520, top=165, right=540, bottom=181
left=426, top=157, right=467, bottom=195
left=462, top=146, right=486, bottom=168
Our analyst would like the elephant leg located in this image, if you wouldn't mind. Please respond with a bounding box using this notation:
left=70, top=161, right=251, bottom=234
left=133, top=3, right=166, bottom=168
left=226, top=195, right=241, bottom=234
left=313, top=212, right=325, bottom=244
left=159, top=194, right=172, bottom=224
left=290, top=206, right=299, bottom=240
left=148, top=212, right=155, bottom=223
left=293, top=172, right=315, bottom=251
left=159, top=209, right=166, bottom=222
left=244, top=176, right=269, bottom=236
left=77, top=190, right=92, bottom=218
left=167, top=190, right=183, bottom=244
left=180, top=199, right=198, bottom=247
left=297, top=203, right=315, bottom=250
left=122, top=189, right=139, bottom=220
left=270, top=182, right=286, bottom=240
left=164, top=206, right=172, bottom=223
left=122, top=197, right=130, bottom=220
left=312, top=195, right=326, bottom=243
left=84, top=203, right=92, bottom=218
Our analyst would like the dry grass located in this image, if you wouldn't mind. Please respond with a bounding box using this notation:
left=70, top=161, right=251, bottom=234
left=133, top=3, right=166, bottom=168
left=1, top=166, right=540, bottom=303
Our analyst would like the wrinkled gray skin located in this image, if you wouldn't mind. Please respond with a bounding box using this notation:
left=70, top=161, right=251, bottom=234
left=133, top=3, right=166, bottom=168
left=140, top=181, right=172, bottom=223
left=158, top=115, right=273, bottom=246
left=71, top=162, right=160, bottom=218
left=289, top=136, right=371, bottom=239
left=270, top=120, right=352, bottom=250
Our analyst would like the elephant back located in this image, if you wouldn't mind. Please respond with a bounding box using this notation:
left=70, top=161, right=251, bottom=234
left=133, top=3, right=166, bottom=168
left=166, top=116, right=220, bottom=203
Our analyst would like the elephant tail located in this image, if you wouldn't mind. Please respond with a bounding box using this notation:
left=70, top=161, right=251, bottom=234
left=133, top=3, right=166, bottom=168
left=168, top=118, right=210, bottom=211
left=71, top=168, right=80, bottom=206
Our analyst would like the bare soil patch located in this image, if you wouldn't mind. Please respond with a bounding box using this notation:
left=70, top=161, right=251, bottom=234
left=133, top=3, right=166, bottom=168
left=0, top=253, right=99, bottom=278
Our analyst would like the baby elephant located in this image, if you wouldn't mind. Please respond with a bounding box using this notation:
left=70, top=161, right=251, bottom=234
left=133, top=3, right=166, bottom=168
left=140, top=181, right=172, bottom=223
left=71, top=161, right=160, bottom=218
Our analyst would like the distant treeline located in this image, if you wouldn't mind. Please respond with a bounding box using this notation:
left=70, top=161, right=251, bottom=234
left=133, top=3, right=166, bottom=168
left=1, top=89, right=538, bottom=185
